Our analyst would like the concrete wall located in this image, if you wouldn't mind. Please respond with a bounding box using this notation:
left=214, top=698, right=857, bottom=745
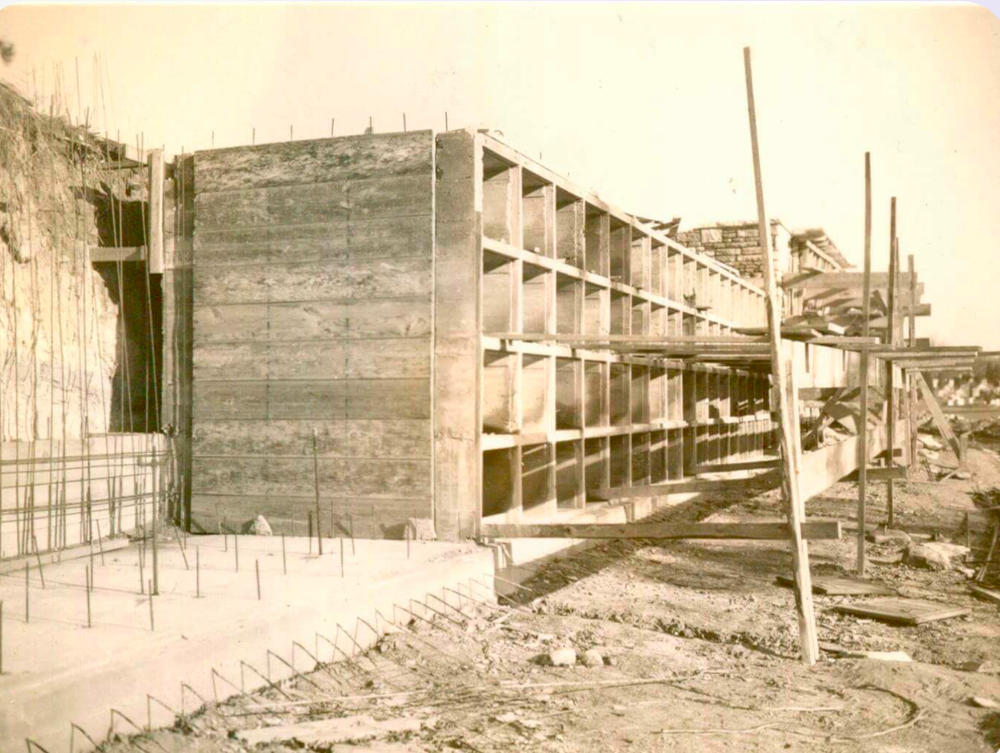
left=187, top=132, right=436, bottom=537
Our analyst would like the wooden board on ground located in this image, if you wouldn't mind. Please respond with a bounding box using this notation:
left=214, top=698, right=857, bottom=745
left=481, top=520, right=842, bottom=541
left=832, top=597, right=971, bottom=625
left=969, top=585, right=1000, bottom=606
left=776, top=574, right=892, bottom=596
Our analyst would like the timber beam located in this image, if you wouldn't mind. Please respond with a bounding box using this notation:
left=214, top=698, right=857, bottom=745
left=481, top=520, right=842, bottom=541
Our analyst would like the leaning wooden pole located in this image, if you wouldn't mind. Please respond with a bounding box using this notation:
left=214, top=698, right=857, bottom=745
left=907, top=254, right=918, bottom=464
left=856, top=155, right=873, bottom=575
left=743, top=47, right=818, bottom=665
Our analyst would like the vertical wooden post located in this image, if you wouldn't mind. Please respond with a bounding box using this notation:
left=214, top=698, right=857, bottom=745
left=147, top=149, right=164, bottom=274
left=151, top=446, right=159, bottom=596
left=856, top=155, right=874, bottom=575
left=312, top=429, right=323, bottom=555
left=885, top=202, right=898, bottom=528
left=743, top=47, right=817, bottom=664
left=255, top=559, right=261, bottom=600
left=148, top=582, right=154, bottom=631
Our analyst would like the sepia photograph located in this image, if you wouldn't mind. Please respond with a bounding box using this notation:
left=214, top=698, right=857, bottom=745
left=0, top=2, right=999, bottom=750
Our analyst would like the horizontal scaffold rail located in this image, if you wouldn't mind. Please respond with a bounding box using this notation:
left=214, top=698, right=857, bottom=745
left=481, top=520, right=842, bottom=540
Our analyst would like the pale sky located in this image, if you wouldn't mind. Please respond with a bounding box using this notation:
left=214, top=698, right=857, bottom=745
left=1, top=2, right=998, bottom=347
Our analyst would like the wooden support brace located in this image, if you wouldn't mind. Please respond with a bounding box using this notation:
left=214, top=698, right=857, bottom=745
left=481, top=520, right=842, bottom=540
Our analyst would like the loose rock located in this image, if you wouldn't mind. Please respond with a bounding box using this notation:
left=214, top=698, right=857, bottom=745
left=906, top=541, right=970, bottom=571
left=581, top=648, right=604, bottom=667
left=549, top=647, right=577, bottom=666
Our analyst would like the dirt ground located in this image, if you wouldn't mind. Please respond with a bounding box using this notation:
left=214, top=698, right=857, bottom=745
left=100, top=441, right=1000, bottom=753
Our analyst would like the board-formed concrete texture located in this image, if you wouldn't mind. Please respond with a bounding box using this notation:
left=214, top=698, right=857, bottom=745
left=187, top=132, right=436, bottom=539
left=172, top=130, right=868, bottom=542
left=0, top=534, right=495, bottom=751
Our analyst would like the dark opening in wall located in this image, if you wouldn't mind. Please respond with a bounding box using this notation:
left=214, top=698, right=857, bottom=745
left=96, top=262, right=163, bottom=432
left=91, top=186, right=163, bottom=432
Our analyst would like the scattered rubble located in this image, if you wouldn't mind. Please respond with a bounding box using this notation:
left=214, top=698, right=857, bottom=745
left=906, top=541, right=970, bottom=571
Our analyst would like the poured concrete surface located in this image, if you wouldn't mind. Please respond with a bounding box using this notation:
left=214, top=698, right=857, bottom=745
left=0, top=534, right=496, bottom=751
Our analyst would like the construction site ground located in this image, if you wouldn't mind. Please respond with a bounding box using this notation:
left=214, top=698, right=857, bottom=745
left=99, top=441, right=1000, bottom=753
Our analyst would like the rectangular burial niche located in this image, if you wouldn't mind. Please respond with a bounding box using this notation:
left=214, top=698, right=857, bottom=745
left=609, top=218, right=630, bottom=284
left=483, top=350, right=517, bottom=434
left=555, top=189, right=584, bottom=268
left=584, top=437, right=607, bottom=499
left=483, top=250, right=515, bottom=333
left=584, top=204, right=609, bottom=277
left=584, top=361, right=605, bottom=427
left=482, top=149, right=517, bottom=244
left=521, top=354, right=550, bottom=433
left=556, top=273, right=581, bottom=335
left=522, top=261, right=550, bottom=335
left=521, top=169, right=554, bottom=256
left=555, top=358, right=582, bottom=430
left=521, top=442, right=553, bottom=515
left=555, top=440, right=581, bottom=509
left=483, top=447, right=518, bottom=517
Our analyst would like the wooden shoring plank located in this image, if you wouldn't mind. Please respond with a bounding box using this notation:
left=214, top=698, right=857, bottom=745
left=856, top=154, right=873, bottom=576
left=776, top=574, right=891, bottom=596
left=892, top=358, right=976, bottom=370
left=913, top=371, right=962, bottom=458
left=592, top=468, right=781, bottom=500
left=481, top=520, right=842, bottom=541
left=886, top=226, right=898, bottom=528
left=148, top=149, right=165, bottom=274
left=90, top=246, right=146, bottom=263
left=782, top=270, right=915, bottom=291
left=833, top=597, right=970, bottom=625
left=693, top=457, right=779, bottom=474
left=744, top=47, right=818, bottom=664
left=846, top=465, right=907, bottom=482
left=490, top=333, right=767, bottom=344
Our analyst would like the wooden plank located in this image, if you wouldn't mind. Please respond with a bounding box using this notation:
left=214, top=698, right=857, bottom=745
left=194, top=131, right=433, bottom=192
left=193, top=174, right=431, bottom=229
left=481, top=519, right=842, bottom=540
left=913, top=371, right=962, bottom=458
left=90, top=246, right=146, bottom=263
left=783, top=270, right=915, bottom=290
left=744, top=46, right=818, bottom=665
left=846, top=466, right=907, bottom=482
left=694, top=457, right=779, bottom=474
left=592, top=468, right=781, bottom=500
left=191, top=418, right=431, bottom=458
left=833, top=597, right=970, bottom=625
left=193, top=256, right=432, bottom=304
left=148, top=149, right=165, bottom=273
left=193, top=215, right=433, bottom=266
left=969, top=585, right=1000, bottom=605
left=942, top=405, right=1000, bottom=419
left=857, top=154, right=874, bottom=575
left=776, top=574, right=892, bottom=595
